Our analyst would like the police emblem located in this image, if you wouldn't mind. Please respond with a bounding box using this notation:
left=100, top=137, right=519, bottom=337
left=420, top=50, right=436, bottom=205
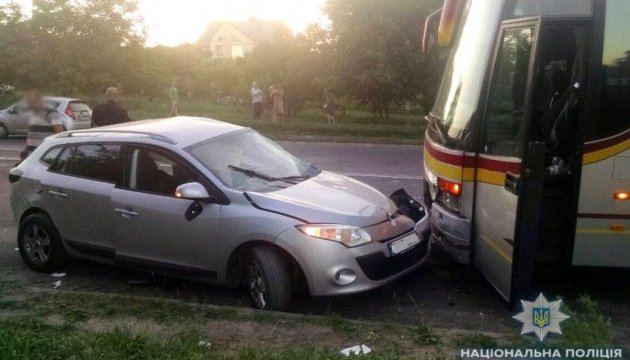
left=513, top=293, right=570, bottom=341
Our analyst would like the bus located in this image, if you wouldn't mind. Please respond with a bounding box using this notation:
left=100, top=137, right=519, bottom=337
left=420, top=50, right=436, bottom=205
left=422, top=0, right=629, bottom=305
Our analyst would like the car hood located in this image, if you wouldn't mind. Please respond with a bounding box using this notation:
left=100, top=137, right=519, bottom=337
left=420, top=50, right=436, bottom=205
left=245, top=171, right=394, bottom=227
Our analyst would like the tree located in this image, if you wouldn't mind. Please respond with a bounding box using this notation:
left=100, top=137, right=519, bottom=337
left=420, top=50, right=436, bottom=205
left=324, top=0, right=443, bottom=118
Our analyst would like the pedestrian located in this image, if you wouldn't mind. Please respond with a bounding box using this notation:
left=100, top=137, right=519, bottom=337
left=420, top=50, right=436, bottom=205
left=271, top=84, right=285, bottom=122
left=91, top=87, right=131, bottom=127
left=168, top=81, right=179, bottom=117
left=20, top=91, right=64, bottom=159
left=323, top=90, right=337, bottom=124
left=250, top=82, right=264, bottom=120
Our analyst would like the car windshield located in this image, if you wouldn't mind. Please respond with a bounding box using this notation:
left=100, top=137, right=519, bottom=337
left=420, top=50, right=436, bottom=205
left=188, top=130, right=321, bottom=193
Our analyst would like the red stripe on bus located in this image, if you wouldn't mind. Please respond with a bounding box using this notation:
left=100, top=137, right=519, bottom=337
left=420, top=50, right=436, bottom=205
left=583, top=130, right=630, bottom=153
left=426, top=140, right=522, bottom=174
left=477, top=157, right=521, bottom=174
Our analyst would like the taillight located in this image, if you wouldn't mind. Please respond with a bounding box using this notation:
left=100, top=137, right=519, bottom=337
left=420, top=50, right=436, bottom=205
left=65, top=107, right=76, bottom=119
left=438, top=178, right=462, bottom=196
left=614, top=191, right=629, bottom=201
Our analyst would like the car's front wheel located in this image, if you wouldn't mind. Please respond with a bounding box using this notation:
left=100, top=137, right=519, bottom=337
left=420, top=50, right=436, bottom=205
left=247, top=246, right=292, bottom=311
left=0, top=123, right=8, bottom=139
left=18, top=213, right=68, bottom=272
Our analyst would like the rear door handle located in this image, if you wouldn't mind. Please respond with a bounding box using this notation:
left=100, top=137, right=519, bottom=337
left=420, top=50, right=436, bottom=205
left=114, top=208, right=138, bottom=217
left=48, top=190, right=68, bottom=198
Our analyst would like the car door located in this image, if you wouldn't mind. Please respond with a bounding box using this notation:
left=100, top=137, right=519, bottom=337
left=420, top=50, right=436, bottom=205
left=41, top=143, right=120, bottom=256
left=111, top=144, right=221, bottom=278
left=473, top=19, right=545, bottom=304
left=4, top=101, right=29, bottom=134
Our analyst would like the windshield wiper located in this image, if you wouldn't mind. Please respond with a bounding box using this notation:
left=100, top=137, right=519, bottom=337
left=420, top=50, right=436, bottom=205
left=228, top=165, right=298, bottom=185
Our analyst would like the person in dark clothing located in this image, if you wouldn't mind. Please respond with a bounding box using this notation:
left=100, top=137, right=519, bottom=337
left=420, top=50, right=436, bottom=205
left=91, top=87, right=131, bottom=127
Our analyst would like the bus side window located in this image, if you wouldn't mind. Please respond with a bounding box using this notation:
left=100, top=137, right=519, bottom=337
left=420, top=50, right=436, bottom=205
left=589, top=0, right=630, bottom=141
left=483, top=27, right=534, bottom=157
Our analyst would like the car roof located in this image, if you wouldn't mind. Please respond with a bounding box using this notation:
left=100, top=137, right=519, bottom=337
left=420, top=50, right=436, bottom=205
left=59, top=117, right=245, bottom=147
left=44, top=96, right=82, bottom=103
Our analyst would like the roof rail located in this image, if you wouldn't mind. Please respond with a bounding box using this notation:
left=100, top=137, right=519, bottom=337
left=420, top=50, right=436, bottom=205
left=60, top=129, right=177, bottom=145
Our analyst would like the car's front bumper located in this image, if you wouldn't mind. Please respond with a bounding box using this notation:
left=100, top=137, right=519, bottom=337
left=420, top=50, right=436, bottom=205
left=274, top=213, right=430, bottom=296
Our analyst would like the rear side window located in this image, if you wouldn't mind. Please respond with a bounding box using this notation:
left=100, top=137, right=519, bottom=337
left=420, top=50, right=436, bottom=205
left=40, top=147, right=62, bottom=167
left=590, top=0, right=630, bottom=140
left=51, top=144, right=120, bottom=183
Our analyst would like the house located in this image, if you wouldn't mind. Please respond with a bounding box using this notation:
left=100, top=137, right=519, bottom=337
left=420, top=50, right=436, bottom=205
left=198, top=18, right=288, bottom=59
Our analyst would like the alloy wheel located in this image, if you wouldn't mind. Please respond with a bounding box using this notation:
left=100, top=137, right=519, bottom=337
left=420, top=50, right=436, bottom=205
left=22, top=224, right=51, bottom=265
left=248, top=261, right=267, bottom=309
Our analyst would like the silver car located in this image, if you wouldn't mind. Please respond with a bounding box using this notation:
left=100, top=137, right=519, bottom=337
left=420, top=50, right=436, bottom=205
left=0, top=96, right=92, bottom=139
left=9, top=117, right=430, bottom=310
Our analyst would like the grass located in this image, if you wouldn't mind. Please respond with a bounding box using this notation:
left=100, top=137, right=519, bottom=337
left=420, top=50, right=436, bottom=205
left=0, top=280, right=620, bottom=359
left=121, top=95, right=426, bottom=144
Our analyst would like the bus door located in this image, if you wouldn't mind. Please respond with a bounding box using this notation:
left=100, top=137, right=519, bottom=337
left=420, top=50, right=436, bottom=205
left=473, top=18, right=545, bottom=304
left=474, top=16, right=591, bottom=304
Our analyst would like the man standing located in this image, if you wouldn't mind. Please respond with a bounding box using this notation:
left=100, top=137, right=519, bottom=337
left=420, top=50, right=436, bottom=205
left=250, top=82, right=263, bottom=120
left=20, top=91, right=64, bottom=159
left=168, top=81, right=179, bottom=117
left=92, top=87, right=131, bottom=127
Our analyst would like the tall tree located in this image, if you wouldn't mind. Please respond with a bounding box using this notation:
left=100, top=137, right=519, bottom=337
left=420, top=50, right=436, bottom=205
left=325, top=0, right=443, bottom=118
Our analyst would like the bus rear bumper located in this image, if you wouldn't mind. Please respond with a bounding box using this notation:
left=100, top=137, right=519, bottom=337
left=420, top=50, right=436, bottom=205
left=429, top=203, right=471, bottom=264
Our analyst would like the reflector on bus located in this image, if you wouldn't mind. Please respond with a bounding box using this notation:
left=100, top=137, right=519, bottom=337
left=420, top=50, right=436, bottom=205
left=438, top=0, right=465, bottom=47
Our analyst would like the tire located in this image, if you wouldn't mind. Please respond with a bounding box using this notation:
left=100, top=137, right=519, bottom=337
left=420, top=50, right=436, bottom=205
left=0, top=123, right=8, bottom=139
left=246, top=246, right=292, bottom=311
left=18, top=213, right=68, bottom=273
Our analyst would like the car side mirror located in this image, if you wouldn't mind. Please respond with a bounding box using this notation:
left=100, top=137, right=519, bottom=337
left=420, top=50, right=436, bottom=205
left=7, top=108, right=18, bottom=115
left=175, top=182, right=216, bottom=222
left=175, top=182, right=214, bottom=201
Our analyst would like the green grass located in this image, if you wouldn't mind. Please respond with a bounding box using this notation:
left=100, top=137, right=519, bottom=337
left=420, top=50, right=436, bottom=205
left=120, top=95, right=426, bottom=144
left=453, top=333, right=498, bottom=349
left=559, top=295, right=614, bottom=347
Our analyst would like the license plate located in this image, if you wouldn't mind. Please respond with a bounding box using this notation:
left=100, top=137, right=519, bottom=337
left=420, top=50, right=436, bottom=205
left=389, top=233, right=420, bottom=255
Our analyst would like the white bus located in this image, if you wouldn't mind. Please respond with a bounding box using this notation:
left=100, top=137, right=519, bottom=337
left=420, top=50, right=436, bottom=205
left=422, top=0, right=629, bottom=305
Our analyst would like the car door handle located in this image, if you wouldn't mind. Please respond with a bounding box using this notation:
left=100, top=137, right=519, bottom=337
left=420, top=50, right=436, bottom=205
left=114, top=208, right=138, bottom=217
left=48, top=190, right=68, bottom=198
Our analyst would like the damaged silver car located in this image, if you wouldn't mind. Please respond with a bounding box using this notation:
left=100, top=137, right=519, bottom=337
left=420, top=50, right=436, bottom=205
left=10, top=117, right=429, bottom=310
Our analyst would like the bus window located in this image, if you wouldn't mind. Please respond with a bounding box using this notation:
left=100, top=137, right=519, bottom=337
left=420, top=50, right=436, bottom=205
left=482, top=27, right=534, bottom=157
left=589, top=0, right=630, bottom=141
left=512, top=0, right=593, bottom=17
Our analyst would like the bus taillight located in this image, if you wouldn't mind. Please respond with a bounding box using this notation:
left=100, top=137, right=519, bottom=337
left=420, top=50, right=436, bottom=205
left=614, top=192, right=629, bottom=201
left=438, top=178, right=462, bottom=196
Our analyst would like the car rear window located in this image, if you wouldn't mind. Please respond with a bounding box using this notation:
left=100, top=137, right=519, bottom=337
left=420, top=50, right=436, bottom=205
left=69, top=101, right=91, bottom=113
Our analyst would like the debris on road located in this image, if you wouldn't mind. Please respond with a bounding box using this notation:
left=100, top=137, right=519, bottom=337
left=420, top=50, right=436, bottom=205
left=198, top=340, right=211, bottom=347
left=51, top=272, right=66, bottom=278
left=53, top=280, right=61, bottom=289
left=340, top=345, right=372, bottom=356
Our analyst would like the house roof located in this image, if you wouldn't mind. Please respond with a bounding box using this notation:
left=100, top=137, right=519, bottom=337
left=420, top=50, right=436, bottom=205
left=198, top=17, right=288, bottom=44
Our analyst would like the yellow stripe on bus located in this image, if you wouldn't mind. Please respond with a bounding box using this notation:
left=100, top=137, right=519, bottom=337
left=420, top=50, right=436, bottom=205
left=583, top=138, right=630, bottom=165
left=475, top=168, right=505, bottom=186
left=424, top=148, right=464, bottom=182
left=479, top=235, right=513, bottom=264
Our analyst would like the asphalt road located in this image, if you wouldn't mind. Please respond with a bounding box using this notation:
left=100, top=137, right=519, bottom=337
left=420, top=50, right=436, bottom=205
left=1, top=137, right=628, bottom=342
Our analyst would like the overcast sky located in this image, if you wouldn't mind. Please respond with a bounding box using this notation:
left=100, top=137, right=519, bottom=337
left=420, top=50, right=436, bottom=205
left=5, top=0, right=329, bottom=46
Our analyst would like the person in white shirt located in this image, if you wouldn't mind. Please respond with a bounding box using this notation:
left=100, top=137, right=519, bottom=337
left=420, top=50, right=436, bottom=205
left=250, top=82, right=264, bottom=120
left=20, top=91, right=64, bottom=159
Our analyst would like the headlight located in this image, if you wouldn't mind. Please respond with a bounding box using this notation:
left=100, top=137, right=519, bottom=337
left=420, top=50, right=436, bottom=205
left=296, top=224, right=372, bottom=247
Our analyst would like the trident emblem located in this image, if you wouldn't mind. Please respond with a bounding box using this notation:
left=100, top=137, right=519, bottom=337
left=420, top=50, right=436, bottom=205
left=533, top=308, right=550, bottom=328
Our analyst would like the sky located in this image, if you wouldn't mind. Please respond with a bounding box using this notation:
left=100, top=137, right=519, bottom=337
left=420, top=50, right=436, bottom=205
left=5, top=0, right=329, bottom=46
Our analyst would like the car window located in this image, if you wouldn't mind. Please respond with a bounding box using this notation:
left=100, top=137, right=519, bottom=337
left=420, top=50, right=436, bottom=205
left=40, top=146, right=63, bottom=167
left=50, top=144, right=120, bottom=183
left=127, top=147, right=201, bottom=197
left=68, top=102, right=91, bottom=113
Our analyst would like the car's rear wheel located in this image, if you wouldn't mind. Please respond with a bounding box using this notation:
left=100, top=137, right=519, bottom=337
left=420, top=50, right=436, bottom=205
left=0, top=123, right=8, bottom=139
left=18, top=213, right=67, bottom=273
left=247, top=246, right=292, bottom=311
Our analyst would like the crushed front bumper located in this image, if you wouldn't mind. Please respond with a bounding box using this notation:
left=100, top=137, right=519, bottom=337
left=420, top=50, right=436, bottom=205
left=274, top=190, right=430, bottom=296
